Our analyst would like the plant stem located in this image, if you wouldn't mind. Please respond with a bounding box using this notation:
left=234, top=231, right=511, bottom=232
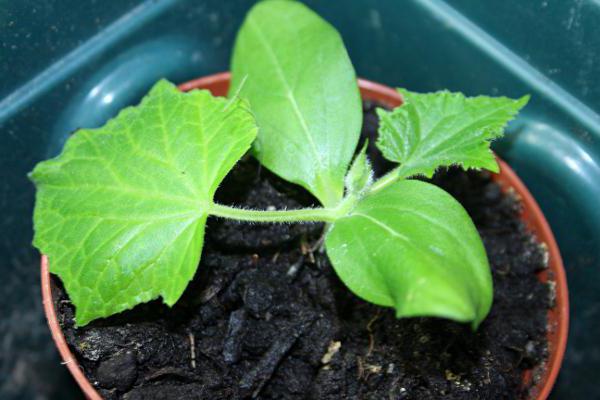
left=209, top=203, right=340, bottom=223
left=211, top=168, right=405, bottom=224
left=369, top=167, right=401, bottom=194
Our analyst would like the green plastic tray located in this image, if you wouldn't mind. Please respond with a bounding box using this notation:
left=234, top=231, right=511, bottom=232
left=1, top=1, right=598, bottom=398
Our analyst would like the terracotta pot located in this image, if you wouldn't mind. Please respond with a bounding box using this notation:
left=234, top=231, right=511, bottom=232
left=41, top=72, right=568, bottom=400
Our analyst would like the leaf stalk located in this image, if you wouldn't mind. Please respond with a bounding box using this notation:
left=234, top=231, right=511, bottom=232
left=209, top=203, right=339, bottom=223
left=368, top=167, right=401, bottom=194
left=209, top=192, right=360, bottom=224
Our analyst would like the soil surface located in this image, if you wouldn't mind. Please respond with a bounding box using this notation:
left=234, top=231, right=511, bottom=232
left=54, top=101, right=551, bottom=400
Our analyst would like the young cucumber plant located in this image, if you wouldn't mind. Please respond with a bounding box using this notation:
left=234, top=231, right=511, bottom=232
left=30, top=0, right=528, bottom=328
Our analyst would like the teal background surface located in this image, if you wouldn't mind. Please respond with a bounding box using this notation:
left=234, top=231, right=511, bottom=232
left=1, top=1, right=598, bottom=398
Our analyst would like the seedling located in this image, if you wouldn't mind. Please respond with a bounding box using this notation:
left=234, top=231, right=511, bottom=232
left=30, top=0, right=528, bottom=327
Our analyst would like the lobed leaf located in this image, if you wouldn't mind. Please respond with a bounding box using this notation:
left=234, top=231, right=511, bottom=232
left=30, top=80, right=257, bottom=325
left=325, top=180, right=493, bottom=328
left=230, top=0, right=362, bottom=206
left=376, top=90, right=529, bottom=180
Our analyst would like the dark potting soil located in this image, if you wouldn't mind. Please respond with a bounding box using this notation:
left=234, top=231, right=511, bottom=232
left=53, top=100, right=552, bottom=400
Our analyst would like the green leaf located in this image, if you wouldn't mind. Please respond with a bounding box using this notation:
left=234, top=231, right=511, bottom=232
left=325, top=180, right=493, bottom=328
left=376, top=89, right=529, bottom=180
left=30, top=80, right=257, bottom=325
left=230, top=0, right=362, bottom=207
left=344, top=142, right=373, bottom=196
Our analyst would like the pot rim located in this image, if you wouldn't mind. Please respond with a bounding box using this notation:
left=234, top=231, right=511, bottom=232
left=41, top=72, right=568, bottom=400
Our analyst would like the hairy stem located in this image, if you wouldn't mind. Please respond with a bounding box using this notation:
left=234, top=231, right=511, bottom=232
left=209, top=203, right=340, bottom=223
left=369, top=167, right=401, bottom=194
